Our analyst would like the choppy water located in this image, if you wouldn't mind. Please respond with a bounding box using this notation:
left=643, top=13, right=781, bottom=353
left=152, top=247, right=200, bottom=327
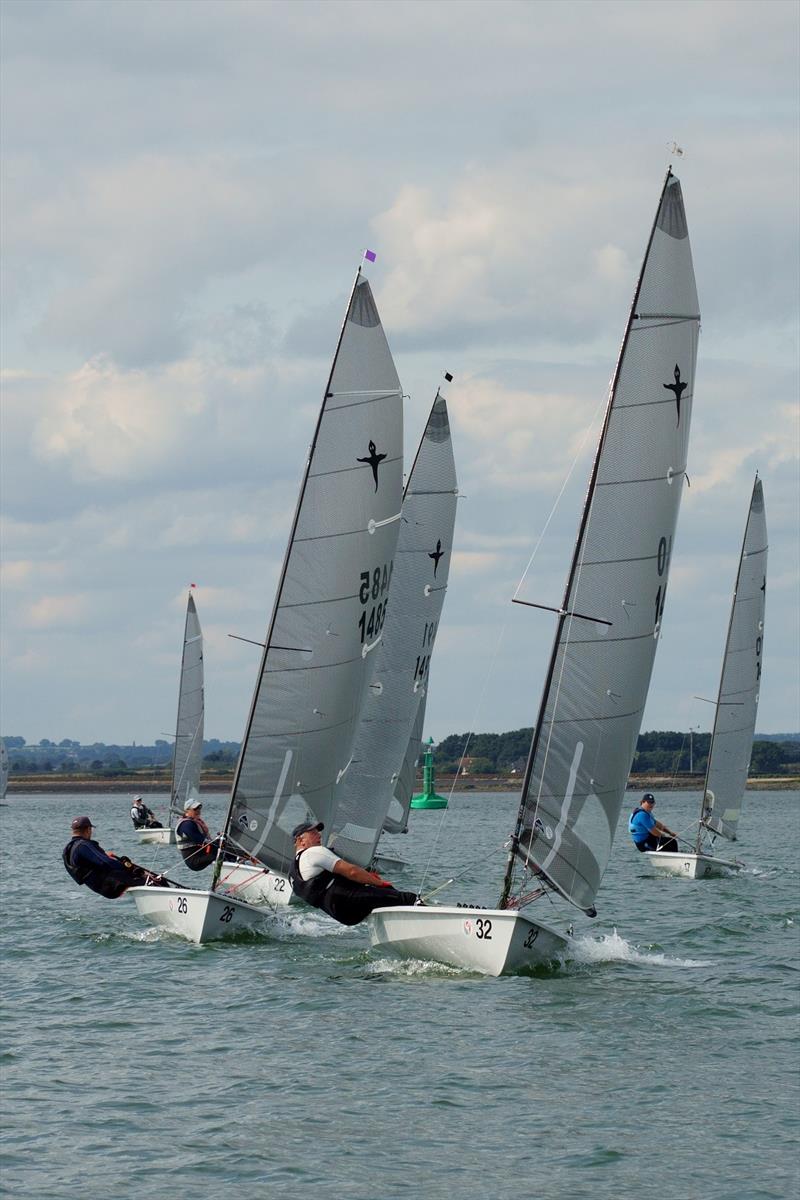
left=1, top=789, right=798, bottom=1199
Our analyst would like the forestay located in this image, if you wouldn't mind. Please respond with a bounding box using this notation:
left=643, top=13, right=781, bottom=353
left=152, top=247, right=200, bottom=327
left=509, top=170, right=700, bottom=914
left=170, top=591, right=204, bottom=819
left=700, top=477, right=767, bottom=842
left=224, top=273, right=404, bottom=874
left=330, top=391, right=458, bottom=865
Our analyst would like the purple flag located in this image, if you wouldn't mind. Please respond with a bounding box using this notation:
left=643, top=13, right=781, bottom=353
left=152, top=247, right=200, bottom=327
left=364, top=249, right=377, bottom=262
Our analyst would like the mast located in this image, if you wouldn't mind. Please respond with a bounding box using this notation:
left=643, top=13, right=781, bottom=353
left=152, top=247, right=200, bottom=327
left=499, top=169, right=679, bottom=912
left=211, top=269, right=364, bottom=890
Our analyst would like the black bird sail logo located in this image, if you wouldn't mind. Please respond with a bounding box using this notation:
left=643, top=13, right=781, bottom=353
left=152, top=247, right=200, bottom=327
left=428, top=539, right=444, bottom=577
left=357, top=440, right=387, bottom=492
left=663, top=364, right=687, bottom=427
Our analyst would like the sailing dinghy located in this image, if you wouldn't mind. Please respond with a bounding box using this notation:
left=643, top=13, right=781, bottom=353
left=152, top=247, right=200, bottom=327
left=644, top=476, right=767, bottom=878
left=129, top=264, right=404, bottom=938
left=329, top=385, right=458, bottom=872
left=138, top=588, right=204, bottom=847
left=369, top=169, right=701, bottom=975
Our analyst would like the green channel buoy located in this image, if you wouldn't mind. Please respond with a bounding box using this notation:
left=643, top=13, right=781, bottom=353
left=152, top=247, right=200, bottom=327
left=410, top=738, right=448, bottom=809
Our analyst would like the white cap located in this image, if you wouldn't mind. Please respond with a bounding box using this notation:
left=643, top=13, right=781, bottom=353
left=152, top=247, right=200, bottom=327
left=183, top=797, right=202, bottom=811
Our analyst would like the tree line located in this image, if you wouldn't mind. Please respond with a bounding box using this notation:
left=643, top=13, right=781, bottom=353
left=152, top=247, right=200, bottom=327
left=3, top=729, right=798, bottom=778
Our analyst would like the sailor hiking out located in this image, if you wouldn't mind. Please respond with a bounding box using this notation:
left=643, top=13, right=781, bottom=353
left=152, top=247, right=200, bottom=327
left=288, top=820, right=420, bottom=926
left=63, top=816, right=167, bottom=898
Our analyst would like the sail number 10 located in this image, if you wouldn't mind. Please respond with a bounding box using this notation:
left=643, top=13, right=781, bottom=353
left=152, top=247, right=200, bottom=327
left=358, top=561, right=393, bottom=644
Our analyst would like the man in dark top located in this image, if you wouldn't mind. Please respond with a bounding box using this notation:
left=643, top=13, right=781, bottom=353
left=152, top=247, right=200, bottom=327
left=130, top=796, right=162, bottom=829
left=63, top=816, right=166, bottom=898
left=629, top=794, right=679, bottom=853
left=175, top=799, right=237, bottom=872
left=288, top=820, right=420, bottom=926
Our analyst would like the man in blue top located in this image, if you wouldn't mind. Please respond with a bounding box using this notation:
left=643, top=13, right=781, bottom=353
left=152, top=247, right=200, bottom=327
left=63, top=816, right=166, bottom=898
left=629, top=794, right=679, bottom=853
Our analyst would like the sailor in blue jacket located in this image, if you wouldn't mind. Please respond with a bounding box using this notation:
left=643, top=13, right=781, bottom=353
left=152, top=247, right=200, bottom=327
left=63, top=815, right=165, bottom=897
left=629, top=794, right=679, bottom=853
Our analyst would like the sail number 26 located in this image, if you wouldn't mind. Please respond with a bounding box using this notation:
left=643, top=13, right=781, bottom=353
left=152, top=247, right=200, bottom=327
left=358, top=562, right=393, bottom=644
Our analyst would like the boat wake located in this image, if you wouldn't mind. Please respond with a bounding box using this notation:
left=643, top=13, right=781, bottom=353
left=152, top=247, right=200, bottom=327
left=571, top=928, right=712, bottom=968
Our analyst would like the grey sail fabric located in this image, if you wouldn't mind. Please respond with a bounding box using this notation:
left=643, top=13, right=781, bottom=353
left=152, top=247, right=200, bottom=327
left=510, top=172, right=700, bottom=914
left=329, top=392, right=458, bottom=865
left=170, top=592, right=204, bottom=819
left=384, top=697, right=426, bottom=834
left=701, top=478, right=767, bottom=842
left=0, top=739, right=7, bottom=799
left=225, top=274, right=404, bottom=874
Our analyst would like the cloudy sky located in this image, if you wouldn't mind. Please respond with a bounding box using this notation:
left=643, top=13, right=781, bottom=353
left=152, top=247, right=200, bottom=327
left=1, top=0, right=798, bottom=748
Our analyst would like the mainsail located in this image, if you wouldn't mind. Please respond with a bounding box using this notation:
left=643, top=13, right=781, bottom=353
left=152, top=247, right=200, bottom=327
left=503, top=169, right=700, bottom=914
left=699, top=477, right=767, bottom=843
left=0, top=739, right=8, bottom=799
left=329, top=389, right=458, bottom=865
left=384, top=700, right=426, bottom=834
left=223, top=271, right=404, bottom=874
left=170, top=590, right=204, bottom=820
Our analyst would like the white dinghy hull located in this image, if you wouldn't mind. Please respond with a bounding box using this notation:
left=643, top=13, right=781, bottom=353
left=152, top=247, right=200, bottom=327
left=643, top=850, right=741, bottom=879
left=216, top=863, right=295, bottom=908
left=128, top=885, right=267, bottom=943
left=135, top=827, right=176, bottom=846
left=368, top=905, right=569, bottom=977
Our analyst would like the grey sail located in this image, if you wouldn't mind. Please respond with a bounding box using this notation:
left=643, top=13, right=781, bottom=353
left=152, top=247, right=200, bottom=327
left=505, top=170, right=700, bottom=914
left=384, top=698, right=426, bottom=834
left=329, top=390, right=458, bottom=865
left=0, top=739, right=8, bottom=799
left=170, top=591, right=204, bottom=820
left=224, top=273, right=404, bottom=874
left=700, top=477, right=767, bottom=842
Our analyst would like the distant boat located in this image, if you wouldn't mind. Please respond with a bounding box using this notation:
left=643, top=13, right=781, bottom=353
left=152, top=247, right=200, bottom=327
left=0, top=739, right=8, bottom=799
left=644, top=476, right=767, bottom=878
left=329, top=384, right=458, bottom=868
left=369, top=169, right=701, bottom=974
left=130, top=264, right=405, bottom=940
left=137, top=589, right=204, bottom=847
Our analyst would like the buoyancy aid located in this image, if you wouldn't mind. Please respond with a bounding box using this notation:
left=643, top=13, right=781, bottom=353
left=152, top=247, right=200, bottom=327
left=62, top=837, right=136, bottom=899
left=288, top=851, right=337, bottom=915
left=628, top=807, right=652, bottom=844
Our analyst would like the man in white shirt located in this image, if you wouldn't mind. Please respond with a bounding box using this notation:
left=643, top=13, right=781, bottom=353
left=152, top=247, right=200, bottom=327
left=288, top=820, right=420, bottom=926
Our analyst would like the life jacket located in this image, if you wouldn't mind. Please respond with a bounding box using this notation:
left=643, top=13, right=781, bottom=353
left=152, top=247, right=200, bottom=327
left=628, top=808, right=651, bottom=843
left=288, top=850, right=337, bottom=915
left=62, top=837, right=134, bottom=899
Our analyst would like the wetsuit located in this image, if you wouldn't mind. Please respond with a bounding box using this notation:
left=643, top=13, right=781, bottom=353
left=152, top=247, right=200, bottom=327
left=63, top=837, right=151, bottom=898
left=131, top=803, right=162, bottom=829
left=288, top=847, right=418, bottom=927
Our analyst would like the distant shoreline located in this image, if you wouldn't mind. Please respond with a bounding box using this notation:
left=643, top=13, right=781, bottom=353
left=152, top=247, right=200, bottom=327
left=4, top=773, right=797, bottom=794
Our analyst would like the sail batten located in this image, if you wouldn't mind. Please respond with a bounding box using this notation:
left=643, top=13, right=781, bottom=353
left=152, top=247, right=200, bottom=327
left=221, top=272, right=404, bottom=875
left=699, top=477, right=767, bottom=844
left=502, top=170, right=700, bottom=914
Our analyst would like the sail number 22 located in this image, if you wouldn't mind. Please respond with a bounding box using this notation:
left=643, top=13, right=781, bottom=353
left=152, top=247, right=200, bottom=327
left=358, top=562, right=393, bottom=643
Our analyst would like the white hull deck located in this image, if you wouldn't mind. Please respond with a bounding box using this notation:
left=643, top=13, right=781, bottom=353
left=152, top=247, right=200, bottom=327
left=216, top=863, right=295, bottom=908
left=643, top=850, right=742, bottom=879
left=368, top=904, right=570, bottom=977
left=128, top=885, right=267, bottom=942
left=135, top=827, right=176, bottom=846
